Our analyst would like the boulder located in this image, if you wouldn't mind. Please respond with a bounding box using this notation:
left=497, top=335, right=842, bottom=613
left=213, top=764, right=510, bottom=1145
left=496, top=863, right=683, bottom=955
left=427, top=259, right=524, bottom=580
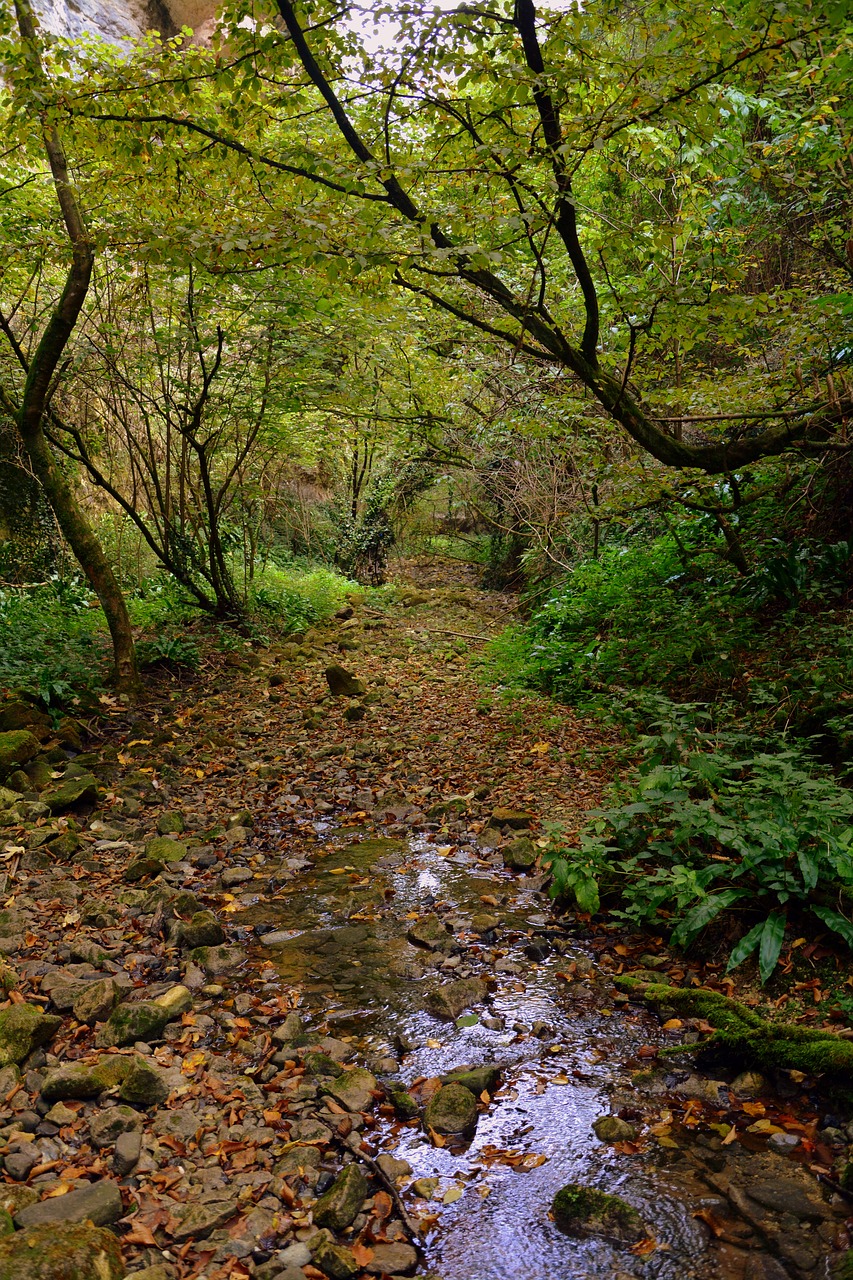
left=551, top=1184, right=645, bottom=1242
left=312, top=1163, right=368, bottom=1230
left=406, top=913, right=452, bottom=951
left=40, top=1055, right=134, bottom=1102
left=0, top=1005, right=61, bottom=1066
left=311, top=1233, right=359, bottom=1280
left=0, top=703, right=50, bottom=733
left=15, top=1180, right=123, bottom=1229
left=144, top=836, right=187, bottom=863
left=426, top=977, right=487, bottom=1021
left=0, top=731, right=41, bottom=774
left=325, top=1068, right=377, bottom=1114
left=424, top=1082, right=478, bottom=1137
left=118, top=1057, right=170, bottom=1106
left=72, top=978, right=120, bottom=1025
left=325, top=665, right=366, bottom=698
left=441, top=1064, right=501, bottom=1095
left=0, top=1223, right=123, bottom=1280
left=502, top=836, right=537, bottom=871
left=41, top=774, right=99, bottom=814
left=491, top=807, right=534, bottom=829
left=95, top=1001, right=171, bottom=1048
left=179, top=910, right=225, bottom=948
left=592, top=1115, right=638, bottom=1143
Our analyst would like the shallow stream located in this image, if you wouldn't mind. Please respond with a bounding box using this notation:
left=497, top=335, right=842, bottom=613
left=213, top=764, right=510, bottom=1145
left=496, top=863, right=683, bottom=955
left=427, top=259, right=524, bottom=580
left=239, top=827, right=830, bottom=1280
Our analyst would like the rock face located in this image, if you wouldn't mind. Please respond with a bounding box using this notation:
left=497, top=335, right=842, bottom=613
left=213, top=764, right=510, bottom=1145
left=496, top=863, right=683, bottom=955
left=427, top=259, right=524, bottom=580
left=0, top=1222, right=123, bottom=1280
left=34, top=0, right=219, bottom=45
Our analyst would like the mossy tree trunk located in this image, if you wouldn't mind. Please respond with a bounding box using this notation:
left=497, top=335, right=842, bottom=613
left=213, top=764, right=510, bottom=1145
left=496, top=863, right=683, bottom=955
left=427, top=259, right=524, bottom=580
left=1, top=0, right=139, bottom=694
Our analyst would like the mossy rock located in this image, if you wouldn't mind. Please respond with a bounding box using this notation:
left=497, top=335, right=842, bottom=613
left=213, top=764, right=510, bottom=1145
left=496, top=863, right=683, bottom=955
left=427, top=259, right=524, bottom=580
left=41, top=774, right=99, bottom=814
left=424, top=1081, right=478, bottom=1137
left=41, top=1054, right=134, bottom=1101
left=95, top=1001, right=171, bottom=1048
left=156, top=811, right=185, bottom=834
left=312, top=1162, right=368, bottom=1230
left=616, top=978, right=853, bottom=1076
left=46, top=831, right=80, bottom=861
left=0, top=1222, right=123, bottom=1279
left=551, top=1184, right=645, bottom=1242
left=118, top=1057, right=169, bottom=1106
left=144, top=836, right=187, bottom=863
left=0, top=731, right=40, bottom=775
left=0, top=1005, right=61, bottom=1066
left=0, top=703, right=50, bottom=733
left=179, top=910, right=225, bottom=949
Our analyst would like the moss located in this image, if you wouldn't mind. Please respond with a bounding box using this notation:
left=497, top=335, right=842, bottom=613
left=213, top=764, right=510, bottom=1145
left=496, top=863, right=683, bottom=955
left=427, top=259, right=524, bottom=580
left=552, top=1184, right=644, bottom=1242
left=0, top=1222, right=123, bottom=1279
left=0, top=1005, right=61, bottom=1067
left=95, top=1001, right=170, bottom=1048
left=0, top=730, right=40, bottom=774
left=616, top=978, right=853, bottom=1075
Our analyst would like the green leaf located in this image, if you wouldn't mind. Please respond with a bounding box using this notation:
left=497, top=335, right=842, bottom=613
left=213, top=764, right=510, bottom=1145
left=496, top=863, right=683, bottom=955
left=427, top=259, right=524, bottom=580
left=726, top=920, right=765, bottom=972
left=796, top=847, right=820, bottom=891
left=671, top=889, right=743, bottom=948
left=758, top=912, right=786, bottom=984
left=455, top=1013, right=479, bottom=1028
left=811, top=905, right=853, bottom=949
left=573, top=874, right=600, bottom=915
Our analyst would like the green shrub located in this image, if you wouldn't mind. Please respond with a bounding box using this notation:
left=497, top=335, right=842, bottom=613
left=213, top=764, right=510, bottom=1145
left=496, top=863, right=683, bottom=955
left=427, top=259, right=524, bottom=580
left=544, top=700, right=853, bottom=980
left=0, top=580, right=107, bottom=708
left=247, top=559, right=358, bottom=631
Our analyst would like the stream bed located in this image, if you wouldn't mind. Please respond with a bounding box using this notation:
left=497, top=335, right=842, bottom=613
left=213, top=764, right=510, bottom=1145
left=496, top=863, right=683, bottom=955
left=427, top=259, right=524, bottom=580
left=240, top=826, right=843, bottom=1280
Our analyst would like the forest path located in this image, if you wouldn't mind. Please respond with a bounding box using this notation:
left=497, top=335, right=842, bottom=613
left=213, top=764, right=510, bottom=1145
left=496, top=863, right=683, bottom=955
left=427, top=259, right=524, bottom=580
left=0, top=561, right=839, bottom=1280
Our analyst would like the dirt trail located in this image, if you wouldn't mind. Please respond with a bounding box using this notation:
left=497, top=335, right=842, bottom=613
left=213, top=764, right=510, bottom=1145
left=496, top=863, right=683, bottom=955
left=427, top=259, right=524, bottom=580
left=0, top=561, right=847, bottom=1280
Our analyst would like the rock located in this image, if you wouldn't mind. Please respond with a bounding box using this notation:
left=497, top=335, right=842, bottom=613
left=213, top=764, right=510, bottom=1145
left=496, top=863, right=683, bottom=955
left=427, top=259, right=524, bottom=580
left=55, top=718, right=84, bottom=751
left=470, top=913, right=499, bottom=934
left=312, top=1163, right=368, bottom=1230
left=41, top=774, right=99, bottom=814
left=15, top=1179, right=123, bottom=1228
left=189, top=945, right=243, bottom=976
left=123, top=857, right=164, bottom=883
left=731, top=1070, right=768, bottom=1098
left=502, top=837, right=537, bottom=871
left=153, top=984, right=193, bottom=1019
left=113, top=1129, right=142, bottom=1175
left=221, top=866, right=253, bottom=888
left=0, top=1223, right=123, bottom=1280
left=0, top=1005, right=61, bottom=1066
left=88, top=1105, right=142, bottom=1149
left=126, top=1268, right=174, bottom=1280
left=441, top=1064, right=501, bottom=1095
left=365, top=1243, right=418, bottom=1275
left=743, top=1175, right=831, bottom=1221
left=119, top=1058, right=170, bottom=1106
left=180, top=910, right=226, bottom=948
left=303, top=1052, right=344, bottom=1079
left=0, top=702, right=50, bottom=733
left=376, top=1154, right=412, bottom=1182
left=44, top=1102, right=76, bottom=1125
left=592, top=1115, right=638, bottom=1143
left=172, top=1198, right=240, bottom=1241
left=45, top=831, right=80, bottom=861
left=426, top=977, right=487, bottom=1021
left=271, top=1011, right=305, bottom=1046
left=386, top=1085, right=419, bottom=1120
left=326, top=1068, right=377, bottom=1114
left=95, top=1001, right=170, bottom=1048
left=424, top=1082, right=478, bottom=1137
left=72, top=978, right=119, bottom=1025
left=491, top=807, right=534, bottom=829
left=311, top=1233, right=359, bottom=1280
left=478, top=826, right=503, bottom=847
left=406, top=913, right=452, bottom=951
left=426, top=796, right=468, bottom=819
left=0, top=731, right=41, bottom=774
left=551, top=1184, right=645, bottom=1242
left=41, top=1056, right=134, bottom=1101
left=157, top=812, right=185, bottom=834
left=325, top=665, right=366, bottom=698
left=4, top=1148, right=39, bottom=1181
left=675, top=1075, right=727, bottom=1105
left=343, top=703, right=366, bottom=722
left=144, top=837, right=187, bottom=863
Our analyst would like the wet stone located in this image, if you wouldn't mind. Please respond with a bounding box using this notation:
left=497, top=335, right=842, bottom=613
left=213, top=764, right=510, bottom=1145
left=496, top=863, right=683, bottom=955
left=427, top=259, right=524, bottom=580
left=592, top=1115, right=639, bottom=1143
left=502, top=836, right=537, bottom=871
left=426, top=977, right=487, bottom=1021
left=180, top=910, right=226, bottom=948
left=312, top=1162, right=368, bottom=1230
left=551, top=1184, right=645, bottom=1243
left=424, top=1082, right=478, bottom=1137
left=406, top=913, right=452, bottom=951
left=311, top=1232, right=359, bottom=1280
left=365, top=1242, right=419, bottom=1275
left=326, top=1068, right=377, bottom=1113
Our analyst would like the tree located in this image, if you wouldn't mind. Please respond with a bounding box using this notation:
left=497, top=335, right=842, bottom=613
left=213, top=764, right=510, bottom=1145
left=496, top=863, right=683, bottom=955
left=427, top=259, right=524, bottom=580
left=0, top=0, right=139, bottom=691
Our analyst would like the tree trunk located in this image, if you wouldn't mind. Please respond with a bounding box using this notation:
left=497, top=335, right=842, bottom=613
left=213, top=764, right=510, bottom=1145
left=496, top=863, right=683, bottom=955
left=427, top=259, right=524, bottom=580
left=5, top=0, right=139, bottom=694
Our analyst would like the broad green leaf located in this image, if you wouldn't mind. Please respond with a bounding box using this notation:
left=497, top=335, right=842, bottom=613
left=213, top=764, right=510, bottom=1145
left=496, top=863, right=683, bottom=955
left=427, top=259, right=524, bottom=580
left=671, top=889, right=743, bottom=948
left=726, top=920, right=765, bottom=972
left=758, top=912, right=786, bottom=984
left=811, top=906, right=853, bottom=949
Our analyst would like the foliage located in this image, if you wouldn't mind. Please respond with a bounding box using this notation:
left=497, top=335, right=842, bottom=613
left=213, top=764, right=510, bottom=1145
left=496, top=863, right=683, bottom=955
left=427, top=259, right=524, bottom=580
left=544, top=701, right=853, bottom=980
left=0, top=581, right=106, bottom=707
left=136, top=633, right=200, bottom=670
left=247, top=559, right=358, bottom=632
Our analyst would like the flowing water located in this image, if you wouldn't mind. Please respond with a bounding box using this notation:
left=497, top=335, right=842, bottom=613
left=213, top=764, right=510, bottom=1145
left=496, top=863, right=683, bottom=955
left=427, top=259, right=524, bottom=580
left=238, top=827, right=830, bottom=1280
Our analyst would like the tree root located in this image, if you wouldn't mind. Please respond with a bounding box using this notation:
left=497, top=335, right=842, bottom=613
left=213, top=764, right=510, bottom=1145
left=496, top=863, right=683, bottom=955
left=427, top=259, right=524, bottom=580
left=616, top=977, right=853, bottom=1076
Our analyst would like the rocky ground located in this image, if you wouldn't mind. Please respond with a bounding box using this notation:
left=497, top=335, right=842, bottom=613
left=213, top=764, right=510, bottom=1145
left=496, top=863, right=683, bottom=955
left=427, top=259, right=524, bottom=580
left=0, top=564, right=851, bottom=1280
